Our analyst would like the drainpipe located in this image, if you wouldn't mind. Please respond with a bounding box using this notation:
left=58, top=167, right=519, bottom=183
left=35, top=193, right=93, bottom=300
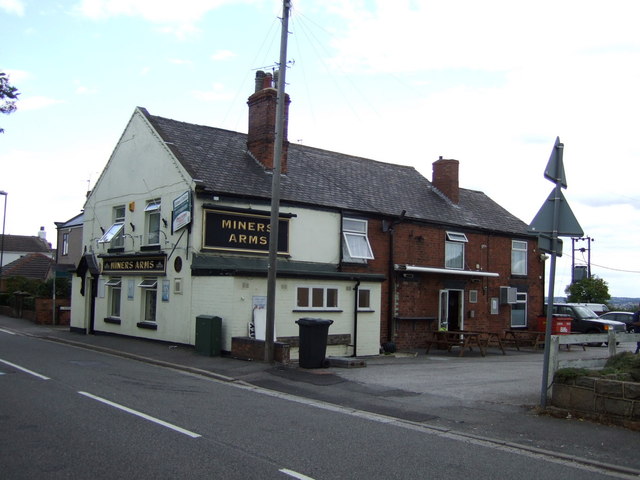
left=352, top=279, right=360, bottom=357
left=387, top=210, right=406, bottom=346
left=388, top=227, right=395, bottom=343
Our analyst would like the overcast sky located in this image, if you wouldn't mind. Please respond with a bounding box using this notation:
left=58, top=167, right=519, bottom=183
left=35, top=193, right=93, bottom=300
left=2, top=0, right=639, bottom=297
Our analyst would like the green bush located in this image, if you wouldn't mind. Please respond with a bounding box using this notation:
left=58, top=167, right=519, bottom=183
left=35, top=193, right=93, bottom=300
left=556, top=352, right=640, bottom=382
left=2, top=276, right=70, bottom=299
left=554, top=367, right=594, bottom=381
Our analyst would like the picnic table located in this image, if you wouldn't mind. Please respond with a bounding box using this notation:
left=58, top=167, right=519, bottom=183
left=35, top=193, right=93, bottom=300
left=425, top=330, right=506, bottom=357
left=503, top=329, right=585, bottom=351
left=503, top=329, right=546, bottom=350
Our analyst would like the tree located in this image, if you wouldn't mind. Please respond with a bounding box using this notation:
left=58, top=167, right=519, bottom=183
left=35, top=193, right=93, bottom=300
left=0, top=71, right=20, bottom=133
left=565, top=275, right=611, bottom=304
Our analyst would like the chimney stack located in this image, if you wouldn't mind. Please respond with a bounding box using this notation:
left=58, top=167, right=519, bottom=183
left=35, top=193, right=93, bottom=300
left=247, top=70, right=290, bottom=173
left=432, top=157, right=460, bottom=204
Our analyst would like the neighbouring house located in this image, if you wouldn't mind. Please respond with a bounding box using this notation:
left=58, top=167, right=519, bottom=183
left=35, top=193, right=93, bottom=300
left=0, top=231, right=53, bottom=269
left=70, top=71, right=544, bottom=357
left=55, top=212, right=84, bottom=277
left=0, top=253, right=54, bottom=282
left=0, top=232, right=54, bottom=293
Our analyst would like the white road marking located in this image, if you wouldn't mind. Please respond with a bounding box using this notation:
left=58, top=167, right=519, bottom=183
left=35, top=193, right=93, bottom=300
left=0, top=328, right=16, bottom=335
left=78, top=391, right=201, bottom=438
left=0, top=358, right=50, bottom=380
left=279, top=468, right=316, bottom=480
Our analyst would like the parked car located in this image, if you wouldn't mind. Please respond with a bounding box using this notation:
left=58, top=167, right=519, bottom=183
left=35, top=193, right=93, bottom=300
left=566, top=302, right=609, bottom=315
left=544, top=303, right=626, bottom=346
left=599, top=311, right=635, bottom=332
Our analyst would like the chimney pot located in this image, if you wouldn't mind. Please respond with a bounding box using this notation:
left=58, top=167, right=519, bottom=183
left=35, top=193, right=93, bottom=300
left=254, top=71, right=266, bottom=92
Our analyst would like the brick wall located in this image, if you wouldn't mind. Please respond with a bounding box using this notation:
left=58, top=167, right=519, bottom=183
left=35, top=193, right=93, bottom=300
left=231, top=336, right=290, bottom=364
left=342, top=218, right=545, bottom=351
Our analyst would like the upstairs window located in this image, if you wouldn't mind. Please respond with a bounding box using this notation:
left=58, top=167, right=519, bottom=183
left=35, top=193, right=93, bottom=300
left=511, top=240, right=528, bottom=275
left=445, top=231, right=467, bottom=269
left=145, top=199, right=161, bottom=246
left=61, top=233, right=69, bottom=256
left=99, top=206, right=125, bottom=247
left=342, top=218, right=374, bottom=262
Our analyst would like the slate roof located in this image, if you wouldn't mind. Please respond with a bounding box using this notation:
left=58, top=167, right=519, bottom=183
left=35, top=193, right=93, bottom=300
left=55, top=212, right=84, bottom=229
left=0, top=235, right=51, bottom=253
left=141, top=108, right=531, bottom=236
left=1, top=253, right=53, bottom=280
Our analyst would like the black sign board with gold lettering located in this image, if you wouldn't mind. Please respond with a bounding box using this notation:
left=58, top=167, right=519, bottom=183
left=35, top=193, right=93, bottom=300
left=203, top=208, right=289, bottom=254
left=102, top=254, right=167, bottom=275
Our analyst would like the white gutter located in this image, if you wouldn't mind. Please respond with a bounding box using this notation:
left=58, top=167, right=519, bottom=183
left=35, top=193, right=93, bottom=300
left=395, top=264, right=500, bottom=278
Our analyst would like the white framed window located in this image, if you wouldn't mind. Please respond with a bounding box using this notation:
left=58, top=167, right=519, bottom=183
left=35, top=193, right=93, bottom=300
left=174, top=278, right=183, bottom=295
left=511, top=240, right=528, bottom=275
left=469, top=290, right=478, bottom=304
left=511, top=292, right=527, bottom=327
left=138, top=278, right=157, bottom=322
left=145, top=199, right=161, bottom=246
left=358, top=289, right=373, bottom=311
left=342, top=217, right=374, bottom=262
left=99, top=205, right=125, bottom=247
left=62, top=233, right=69, bottom=256
left=445, top=231, right=467, bottom=269
left=296, top=286, right=339, bottom=310
left=105, top=277, right=122, bottom=317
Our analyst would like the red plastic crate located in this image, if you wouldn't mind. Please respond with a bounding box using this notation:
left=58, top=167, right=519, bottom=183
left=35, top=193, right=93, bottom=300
left=537, top=315, right=572, bottom=334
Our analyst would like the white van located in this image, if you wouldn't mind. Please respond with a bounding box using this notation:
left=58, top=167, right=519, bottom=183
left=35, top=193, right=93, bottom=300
left=566, top=303, right=609, bottom=315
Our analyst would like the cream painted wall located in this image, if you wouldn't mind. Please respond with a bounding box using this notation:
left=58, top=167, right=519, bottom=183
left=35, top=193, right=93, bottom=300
left=77, top=109, right=196, bottom=344
left=193, top=200, right=342, bottom=264
left=191, top=275, right=381, bottom=356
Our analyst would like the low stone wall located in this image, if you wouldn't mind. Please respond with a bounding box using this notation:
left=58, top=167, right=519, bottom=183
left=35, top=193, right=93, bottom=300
left=551, top=376, right=640, bottom=429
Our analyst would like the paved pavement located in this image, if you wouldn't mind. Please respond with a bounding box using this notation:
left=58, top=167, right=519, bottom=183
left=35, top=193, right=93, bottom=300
left=2, top=315, right=640, bottom=475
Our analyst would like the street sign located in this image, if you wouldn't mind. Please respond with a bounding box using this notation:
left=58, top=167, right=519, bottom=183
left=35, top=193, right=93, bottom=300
left=528, top=188, right=584, bottom=237
left=544, top=136, right=567, bottom=188
left=537, top=234, right=563, bottom=256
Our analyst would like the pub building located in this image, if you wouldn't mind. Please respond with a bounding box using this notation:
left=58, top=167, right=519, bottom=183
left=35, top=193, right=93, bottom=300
left=71, top=71, right=543, bottom=358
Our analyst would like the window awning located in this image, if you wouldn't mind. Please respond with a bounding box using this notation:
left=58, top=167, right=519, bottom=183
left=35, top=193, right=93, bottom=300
left=395, top=264, right=499, bottom=277
left=138, top=279, right=158, bottom=288
left=98, top=223, right=123, bottom=243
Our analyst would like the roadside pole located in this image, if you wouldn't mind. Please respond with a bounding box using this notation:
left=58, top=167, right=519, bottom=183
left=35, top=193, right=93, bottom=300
left=529, top=137, right=583, bottom=408
left=265, top=0, right=292, bottom=363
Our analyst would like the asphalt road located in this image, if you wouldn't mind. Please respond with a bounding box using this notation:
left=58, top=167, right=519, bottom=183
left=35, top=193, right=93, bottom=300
left=1, top=330, right=636, bottom=479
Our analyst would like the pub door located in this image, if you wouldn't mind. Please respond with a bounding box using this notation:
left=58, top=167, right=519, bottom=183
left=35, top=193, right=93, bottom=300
left=438, top=289, right=464, bottom=331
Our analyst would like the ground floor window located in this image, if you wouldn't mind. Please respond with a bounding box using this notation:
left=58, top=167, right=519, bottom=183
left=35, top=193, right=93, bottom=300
left=511, top=292, right=527, bottom=327
left=105, top=277, right=121, bottom=317
left=139, top=278, right=158, bottom=322
left=296, top=286, right=339, bottom=310
left=358, top=289, right=371, bottom=311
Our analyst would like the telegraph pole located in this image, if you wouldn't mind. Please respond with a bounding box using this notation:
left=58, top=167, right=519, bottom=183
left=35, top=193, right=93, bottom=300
left=265, top=0, right=291, bottom=363
left=571, top=236, right=595, bottom=282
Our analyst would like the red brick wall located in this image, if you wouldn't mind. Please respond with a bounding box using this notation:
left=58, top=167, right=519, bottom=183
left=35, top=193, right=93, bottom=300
left=246, top=88, right=290, bottom=172
left=34, top=298, right=71, bottom=325
left=342, top=219, right=545, bottom=351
